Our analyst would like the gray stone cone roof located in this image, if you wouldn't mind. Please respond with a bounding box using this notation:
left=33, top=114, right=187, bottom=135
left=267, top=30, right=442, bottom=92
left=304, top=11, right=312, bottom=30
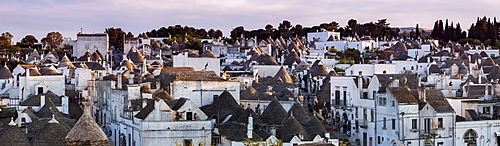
left=127, top=48, right=144, bottom=64
left=303, top=116, right=327, bottom=141
left=278, top=115, right=305, bottom=142
left=0, top=124, right=30, bottom=146
left=31, top=120, right=70, bottom=146
left=391, top=42, right=409, bottom=60
left=260, top=99, right=287, bottom=125
left=200, top=50, right=217, bottom=58
left=0, top=65, right=12, bottom=79
left=65, top=102, right=110, bottom=144
left=273, top=66, right=293, bottom=83
left=59, top=55, right=75, bottom=69
left=286, top=102, right=310, bottom=124
left=39, top=67, right=61, bottom=75
left=26, top=68, right=42, bottom=76
left=77, top=51, right=94, bottom=61
left=284, top=50, right=301, bottom=65
left=309, top=60, right=328, bottom=77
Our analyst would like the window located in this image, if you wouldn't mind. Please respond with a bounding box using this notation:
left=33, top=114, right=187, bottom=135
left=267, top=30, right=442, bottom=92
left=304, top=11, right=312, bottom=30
left=383, top=118, right=387, bottom=128
left=424, top=118, right=431, bottom=134
left=378, top=136, right=381, bottom=144
left=186, top=112, right=193, bottom=121
left=370, top=110, right=374, bottom=122
left=483, top=106, right=491, bottom=114
left=362, top=92, right=368, bottom=99
left=335, top=90, right=340, bottom=105
left=438, top=118, right=443, bottom=128
left=183, top=139, right=192, bottom=146
left=343, top=91, right=347, bottom=106
left=392, top=100, right=395, bottom=107
left=383, top=70, right=387, bottom=74
left=392, top=119, right=396, bottom=129
left=464, top=129, right=477, bottom=145
left=379, top=97, right=387, bottom=106
left=355, top=107, right=358, bottom=118
left=38, top=87, right=43, bottom=94
left=363, top=109, right=367, bottom=121
left=412, top=119, right=417, bottom=129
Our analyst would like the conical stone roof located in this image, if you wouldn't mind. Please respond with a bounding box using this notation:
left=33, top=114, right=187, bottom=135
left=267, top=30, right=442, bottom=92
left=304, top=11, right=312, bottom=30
left=0, top=65, right=13, bottom=79
left=59, top=54, right=75, bottom=69
left=0, top=118, right=30, bottom=146
left=260, top=98, right=287, bottom=125
left=65, top=102, right=110, bottom=145
left=286, top=102, right=310, bottom=124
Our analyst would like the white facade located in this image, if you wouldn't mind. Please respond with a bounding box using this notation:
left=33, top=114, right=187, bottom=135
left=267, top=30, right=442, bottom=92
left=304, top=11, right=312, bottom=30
left=173, top=53, right=221, bottom=75
left=11, top=71, right=65, bottom=101
left=93, top=80, right=213, bottom=146
left=345, top=64, right=396, bottom=76
left=307, top=31, right=341, bottom=42
left=75, top=33, right=109, bottom=58
left=170, top=80, right=240, bottom=107
left=252, top=65, right=287, bottom=79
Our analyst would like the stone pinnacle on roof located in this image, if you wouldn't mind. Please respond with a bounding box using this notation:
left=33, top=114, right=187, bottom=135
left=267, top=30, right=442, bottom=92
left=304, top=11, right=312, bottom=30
left=8, top=117, right=17, bottom=126
left=48, top=114, right=59, bottom=124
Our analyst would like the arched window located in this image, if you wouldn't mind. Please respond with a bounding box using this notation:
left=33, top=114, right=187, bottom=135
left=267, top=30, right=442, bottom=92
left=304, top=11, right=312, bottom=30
left=463, top=129, right=477, bottom=146
left=383, top=70, right=387, bottom=74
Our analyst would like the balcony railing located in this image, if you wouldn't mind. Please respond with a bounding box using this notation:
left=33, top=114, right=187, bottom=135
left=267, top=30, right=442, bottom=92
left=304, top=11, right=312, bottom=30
left=332, top=100, right=347, bottom=106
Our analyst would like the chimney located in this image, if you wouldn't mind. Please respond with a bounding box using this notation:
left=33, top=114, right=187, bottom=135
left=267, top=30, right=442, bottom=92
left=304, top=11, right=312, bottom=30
left=129, top=73, right=134, bottom=84
left=325, top=133, right=330, bottom=139
left=254, top=68, right=259, bottom=83
left=91, top=72, right=96, bottom=80
left=247, top=115, right=253, bottom=139
left=99, top=72, right=103, bottom=80
left=117, top=73, right=123, bottom=89
left=270, top=127, right=276, bottom=135
left=142, top=56, right=147, bottom=74
left=485, top=82, right=489, bottom=96
left=222, top=71, right=227, bottom=80
left=41, top=95, right=46, bottom=107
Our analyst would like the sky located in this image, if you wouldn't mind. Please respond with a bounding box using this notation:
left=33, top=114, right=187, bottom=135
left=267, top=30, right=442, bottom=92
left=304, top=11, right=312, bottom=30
left=1, top=0, right=499, bottom=42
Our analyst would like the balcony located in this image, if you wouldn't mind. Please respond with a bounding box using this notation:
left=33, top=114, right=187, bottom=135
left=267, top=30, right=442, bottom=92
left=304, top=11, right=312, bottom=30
left=358, top=120, right=368, bottom=129
left=331, top=100, right=347, bottom=107
left=479, top=113, right=493, bottom=119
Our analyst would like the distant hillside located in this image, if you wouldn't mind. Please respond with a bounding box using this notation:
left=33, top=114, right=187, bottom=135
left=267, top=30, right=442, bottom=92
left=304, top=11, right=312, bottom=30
left=392, top=27, right=432, bottom=35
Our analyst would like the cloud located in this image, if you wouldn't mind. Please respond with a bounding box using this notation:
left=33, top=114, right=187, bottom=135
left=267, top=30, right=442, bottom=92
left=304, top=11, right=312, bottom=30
left=0, top=0, right=498, bottom=42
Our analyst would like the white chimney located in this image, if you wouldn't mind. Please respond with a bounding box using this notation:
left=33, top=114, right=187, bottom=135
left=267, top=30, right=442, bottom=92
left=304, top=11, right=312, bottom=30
left=117, top=73, right=123, bottom=89
left=270, top=127, right=276, bottom=135
left=129, top=73, right=134, bottom=84
left=247, top=115, right=253, bottom=138
left=41, top=95, right=46, bottom=107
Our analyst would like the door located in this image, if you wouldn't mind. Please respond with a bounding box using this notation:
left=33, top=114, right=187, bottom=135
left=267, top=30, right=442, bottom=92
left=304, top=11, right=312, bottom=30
left=363, top=132, right=367, bottom=146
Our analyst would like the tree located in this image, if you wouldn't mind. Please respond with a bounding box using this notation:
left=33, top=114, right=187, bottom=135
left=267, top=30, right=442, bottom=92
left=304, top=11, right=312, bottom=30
left=18, top=35, right=38, bottom=47
left=0, top=32, right=14, bottom=47
left=278, top=20, right=292, bottom=31
left=415, top=24, right=421, bottom=39
left=106, top=28, right=126, bottom=50
left=230, top=26, right=247, bottom=39
left=41, top=32, right=63, bottom=50
left=126, top=32, right=134, bottom=38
